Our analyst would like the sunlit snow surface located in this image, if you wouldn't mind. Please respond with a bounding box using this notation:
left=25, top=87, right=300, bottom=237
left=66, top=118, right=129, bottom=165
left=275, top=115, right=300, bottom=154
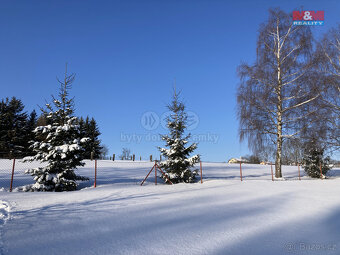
left=0, top=160, right=340, bottom=255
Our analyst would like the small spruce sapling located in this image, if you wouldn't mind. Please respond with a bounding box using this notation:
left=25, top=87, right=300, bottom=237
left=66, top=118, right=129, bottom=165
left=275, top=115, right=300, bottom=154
left=159, top=88, right=200, bottom=183
left=303, top=147, right=331, bottom=178
left=23, top=66, right=89, bottom=191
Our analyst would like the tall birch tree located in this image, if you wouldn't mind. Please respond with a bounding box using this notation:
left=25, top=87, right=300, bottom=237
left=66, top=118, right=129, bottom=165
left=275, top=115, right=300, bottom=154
left=237, top=9, right=319, bottom=177
left=317, top=25, right=340, bottom=150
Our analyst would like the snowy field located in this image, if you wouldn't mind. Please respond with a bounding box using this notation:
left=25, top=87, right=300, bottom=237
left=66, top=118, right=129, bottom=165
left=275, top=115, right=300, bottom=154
left=1, top=160, right=340, bottom=255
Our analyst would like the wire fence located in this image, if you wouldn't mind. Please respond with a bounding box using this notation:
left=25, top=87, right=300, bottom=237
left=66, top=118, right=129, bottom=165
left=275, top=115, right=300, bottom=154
left=0, top=159, right=156, bottom=191
left=0, top=158, right=44, bottom=191
left=1, top=159, right=339, bottom=192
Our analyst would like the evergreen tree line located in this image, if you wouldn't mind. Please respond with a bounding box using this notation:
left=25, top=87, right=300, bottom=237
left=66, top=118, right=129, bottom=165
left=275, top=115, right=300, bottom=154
left=0, top=97, right=103, bottom=159
left=0, top=97, right=37, bottom=158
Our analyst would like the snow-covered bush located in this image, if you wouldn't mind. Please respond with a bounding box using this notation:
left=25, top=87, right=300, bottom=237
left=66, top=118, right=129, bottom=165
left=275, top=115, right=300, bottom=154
left=159, top=89, right=200, bottom=183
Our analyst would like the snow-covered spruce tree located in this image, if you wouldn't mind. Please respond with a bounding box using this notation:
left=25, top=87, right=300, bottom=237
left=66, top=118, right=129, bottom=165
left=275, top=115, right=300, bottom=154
left=303, top=145, right=331, bottom=179
left=23, top=67, right=89, bottom=191
left=0, top=97, right=28, bottom=158
left=79, top=116, right=103, bottom=159
left=159, top=89, right=200, bottom=183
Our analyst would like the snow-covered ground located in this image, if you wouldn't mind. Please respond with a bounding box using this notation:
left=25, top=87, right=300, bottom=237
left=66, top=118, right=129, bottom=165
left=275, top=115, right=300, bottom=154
left=0, top=160, right=340, bottom=255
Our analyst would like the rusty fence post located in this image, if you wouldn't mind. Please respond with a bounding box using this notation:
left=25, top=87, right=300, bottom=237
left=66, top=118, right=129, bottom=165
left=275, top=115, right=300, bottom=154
left=140, top=165, right=155, bottom=186
left=10, top=158, right=16, bottom=192
left=141, top=162, right=173, bottom=186
left=94, top=159, right=97, bottom=188
left=200, top=161, right=203, bottom=184
left=239, top=162, right=243, bottom=181
left=155, top=163, right=173, bottom=185
left=155, top=161, right=157, bottom=185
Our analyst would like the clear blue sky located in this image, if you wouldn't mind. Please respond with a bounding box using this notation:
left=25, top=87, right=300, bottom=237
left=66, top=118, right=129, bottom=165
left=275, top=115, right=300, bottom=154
left=1, top=0, right=339, bottom=162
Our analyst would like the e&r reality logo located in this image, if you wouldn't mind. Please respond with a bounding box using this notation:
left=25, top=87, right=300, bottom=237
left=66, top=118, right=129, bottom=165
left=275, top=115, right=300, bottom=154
left=293, top=11, right=324, bottom=25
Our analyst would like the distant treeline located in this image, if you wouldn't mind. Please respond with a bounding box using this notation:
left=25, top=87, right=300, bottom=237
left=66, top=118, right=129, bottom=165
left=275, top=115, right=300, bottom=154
left=0, top=97, right=103, bottom=159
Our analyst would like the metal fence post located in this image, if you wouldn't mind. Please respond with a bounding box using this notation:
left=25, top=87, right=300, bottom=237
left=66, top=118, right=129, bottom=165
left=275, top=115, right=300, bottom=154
left=94, top=159, right=97, bottom=188
left=200, top=161, right=203, bottom=184
left=239, top=162, right=243, bottom=181
left=155, top=161, right=157, bottom=185
left=10, top=158, right=16, bottom=192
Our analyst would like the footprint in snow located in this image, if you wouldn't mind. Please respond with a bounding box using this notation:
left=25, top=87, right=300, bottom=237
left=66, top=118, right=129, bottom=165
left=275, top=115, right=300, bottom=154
left=0, top=200, right=10, bottom=255
left=0, top=201, right=10, bottom=225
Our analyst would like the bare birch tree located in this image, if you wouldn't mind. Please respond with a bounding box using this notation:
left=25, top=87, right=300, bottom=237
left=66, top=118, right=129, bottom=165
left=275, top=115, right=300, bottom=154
left=237, top=9, right=319, bottom=177
left=316, top=25, right=340, bottom=150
